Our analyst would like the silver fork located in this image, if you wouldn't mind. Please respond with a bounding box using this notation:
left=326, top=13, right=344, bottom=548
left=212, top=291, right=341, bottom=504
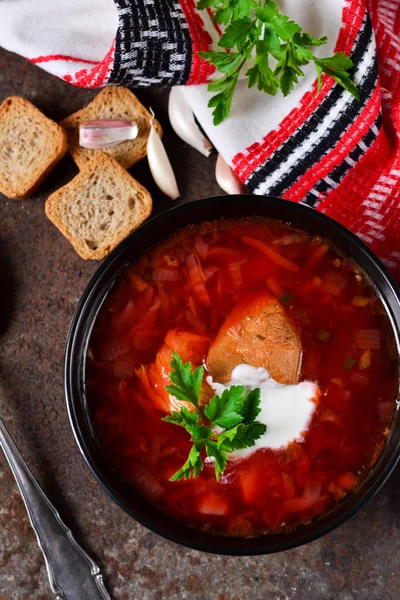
left=0, top=416, right=112, bottom=600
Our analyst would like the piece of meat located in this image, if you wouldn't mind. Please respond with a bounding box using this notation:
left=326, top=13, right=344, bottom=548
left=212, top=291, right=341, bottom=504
left=136, top=329, right=212, bottom=413
left=207, top=293, right=302, bottom=384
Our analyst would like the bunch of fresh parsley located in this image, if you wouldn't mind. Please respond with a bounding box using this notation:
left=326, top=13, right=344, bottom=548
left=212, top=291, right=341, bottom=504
left=162, top=353, right=266, bottom=481
left=196, top=0, right=359, bottom=124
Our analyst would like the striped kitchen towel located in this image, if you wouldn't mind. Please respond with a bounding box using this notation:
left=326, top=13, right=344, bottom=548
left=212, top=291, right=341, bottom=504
left=1, top=0, right=399, bottom=277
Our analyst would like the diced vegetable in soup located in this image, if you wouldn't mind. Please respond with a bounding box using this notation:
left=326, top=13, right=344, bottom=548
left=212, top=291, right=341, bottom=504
left=88, top=218, right=398, bottom=536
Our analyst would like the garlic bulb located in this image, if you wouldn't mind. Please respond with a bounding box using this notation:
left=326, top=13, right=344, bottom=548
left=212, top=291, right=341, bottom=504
left=79, top=120, right=138, bottom=148
left=147, top=111, right=180, bottom=200
left=169, top=87, right=212, bottom=157
left=215, top=154, right=246, bottom=195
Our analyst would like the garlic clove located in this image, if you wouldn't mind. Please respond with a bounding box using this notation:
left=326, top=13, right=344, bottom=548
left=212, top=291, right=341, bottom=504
left=147, top=112, right=180, bottom=200
left=215, top=154, right=246, bottom=195
left=168, top=87, right=212, bottom=157
left=79, top=119, right=138, bottom=149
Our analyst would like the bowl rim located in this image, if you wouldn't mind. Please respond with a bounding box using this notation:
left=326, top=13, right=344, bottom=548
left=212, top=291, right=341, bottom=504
left=65, top=195, right=400, bottom=555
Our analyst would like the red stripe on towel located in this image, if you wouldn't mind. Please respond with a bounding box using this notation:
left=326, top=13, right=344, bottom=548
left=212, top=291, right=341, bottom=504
left=180, top=0, right=214, bottom=84
left=286, top=86, right=381, bottom=201
left=29, top=54, right=98, bottom=65
left=63, top=39, right=116, bottom=88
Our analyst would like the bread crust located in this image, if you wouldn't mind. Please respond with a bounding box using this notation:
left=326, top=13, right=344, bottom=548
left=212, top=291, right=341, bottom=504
left=0, top=96, right=68, bottom=199
left=45, top=153, right=152, bottom=260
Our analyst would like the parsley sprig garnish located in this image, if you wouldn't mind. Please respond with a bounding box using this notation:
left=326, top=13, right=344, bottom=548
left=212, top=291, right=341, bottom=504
left=196, top=0, right=359, bottom=124
left=162, top=353, right=266, bottom=481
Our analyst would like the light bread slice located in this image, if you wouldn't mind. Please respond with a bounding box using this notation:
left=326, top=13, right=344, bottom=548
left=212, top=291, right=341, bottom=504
left=0, top=97, right=68, bottom=199
left=45, top=153, right=152, bottom=260
left=60, top=86, right=162, bottom=170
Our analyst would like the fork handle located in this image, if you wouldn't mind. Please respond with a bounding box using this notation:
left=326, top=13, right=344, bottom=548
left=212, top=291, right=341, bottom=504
left=0, top=417, right=111, bottom=600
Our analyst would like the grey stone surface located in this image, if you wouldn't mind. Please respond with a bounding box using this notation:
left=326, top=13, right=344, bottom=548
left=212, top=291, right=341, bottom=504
left=0, top=47, right=399, bottom=600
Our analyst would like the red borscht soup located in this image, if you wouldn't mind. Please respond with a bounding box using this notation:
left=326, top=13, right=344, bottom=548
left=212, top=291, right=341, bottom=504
left=87, top=219, right=398, bottom=537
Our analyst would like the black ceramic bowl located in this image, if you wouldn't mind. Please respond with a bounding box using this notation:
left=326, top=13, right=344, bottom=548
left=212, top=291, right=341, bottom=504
left=65, top=196, right=400, bottom=555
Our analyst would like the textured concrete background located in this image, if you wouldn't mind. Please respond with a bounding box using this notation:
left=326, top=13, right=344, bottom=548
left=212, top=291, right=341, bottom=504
left=0, top=47, right=399, bottom=600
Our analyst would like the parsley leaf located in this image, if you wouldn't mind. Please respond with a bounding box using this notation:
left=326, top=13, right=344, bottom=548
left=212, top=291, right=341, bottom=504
left=200, top=0, right=256, bottom=24
left=208, top=69, right=243, bottom=125
left=219, top=17, right=254, bottom=50
left=240, top=388, right=262, bottom=423
left=163, top=354, right=267, bottom=481
left=233, top=0, right=256, bottom=19
left=314, top=55, right=360, bottom=99
left=163, top=406, right=198, bottom=428
left=316, top=52, right=354, bottom=71
left=169, top=443, right=204, bottom=481
left=299, top=32, right=328, bottom=47
left=246, top=40, right=280, bottom=94
left=223, top=421, right=267, bottom=450
left=198, top=50, right=243, bottom=73
left=165, top=352, right=204, bottom=410
left=164, top=409, right=213, bottom=440
left=197, top=0, right=218, bottom=8
left=204, top=385, right=245, bottom=428
left=205, top=440, right=227, bottom=481
left=198, top=52, right=245, bottom=124
left=256, top=2, right=301, bottom=41
left=196, top=0, right=358, bottom=123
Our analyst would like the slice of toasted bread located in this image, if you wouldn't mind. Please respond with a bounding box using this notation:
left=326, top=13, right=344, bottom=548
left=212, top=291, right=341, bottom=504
left=45, top=153, right=152, bottom=260
left=60, top=86, right=162, bottom=170
left=0, top=97, right=68, bottom=199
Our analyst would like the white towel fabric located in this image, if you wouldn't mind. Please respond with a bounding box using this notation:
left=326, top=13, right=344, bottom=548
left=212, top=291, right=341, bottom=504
left=0, top=0, right=117, bottom=77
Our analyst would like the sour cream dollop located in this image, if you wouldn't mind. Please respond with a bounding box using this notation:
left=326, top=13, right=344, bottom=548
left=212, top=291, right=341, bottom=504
left=207, top=364, right=318, bottom=459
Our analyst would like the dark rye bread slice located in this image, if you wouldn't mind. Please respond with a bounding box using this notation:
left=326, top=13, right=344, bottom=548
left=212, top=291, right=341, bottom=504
left=0, top=97, right=68, bottom=199
left=45, top=153, right=152, bottom=260
left=60, top=86, right=162, bottom=170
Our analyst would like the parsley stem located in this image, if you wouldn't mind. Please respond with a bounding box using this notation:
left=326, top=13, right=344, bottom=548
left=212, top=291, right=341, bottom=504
left=198, top=407, right=206, bottom=425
